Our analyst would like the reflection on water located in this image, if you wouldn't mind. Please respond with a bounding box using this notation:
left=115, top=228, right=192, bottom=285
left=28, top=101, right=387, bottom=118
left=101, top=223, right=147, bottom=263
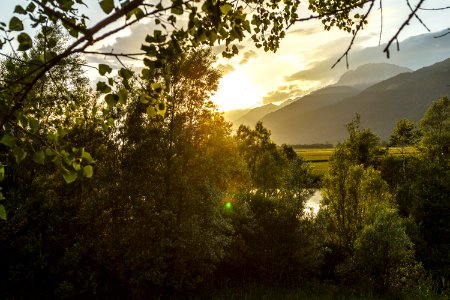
left=305, top=190, right=322, bottom=214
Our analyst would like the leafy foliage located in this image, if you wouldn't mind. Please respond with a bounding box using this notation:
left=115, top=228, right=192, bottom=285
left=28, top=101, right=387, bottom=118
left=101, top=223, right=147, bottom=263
left=338, top=208, right=421, bottom=292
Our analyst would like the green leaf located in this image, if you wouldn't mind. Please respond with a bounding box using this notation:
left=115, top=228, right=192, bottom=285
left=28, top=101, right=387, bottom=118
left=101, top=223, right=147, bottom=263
left=33, top=150, right=45, bottom=165
left=60, top=0, right=74, bottom=10
left=105, top=94, right=119, bottom=107
left=0, top=164, right=4, bottom=181
left=47, top=38, right=57, bottom=48
left=96, top=81, right=111, bottom=94
left=147, top=106, right=157, bottom=117
left=45, top=148, right=55, bottom=156
left=220, top=3, right=233, bottom=15
left=140, top=93, right=150, bottom=104
left=26, top=2, right=36, bottom=12
left=14, top=5, right=27, bottom=15
left=0, top=133, right=16, bottom=147
left=12, top=147, right=27, bottom=164
left=98, top=63, right=112, bottom=75
left=118, top=68, right=133, bottom=80
left=0, top=204, right=6, bottom=220
left=117, top=88, right=128, bottom=105
left=9, top=16, right=24, bottom=31
left=83, top=165, right=93, bottom=178
left=171, top=6, right=183, bottom=15
left=151, top=82, right=163, bottom=92
left=73, top=161, right=81, bottom=171
left=99, top=0, right=115, bottom=14
left=63, top=169, right=78, bottom=184
left=17, top=32, right=32, bottom=51
left=29, top=118, right=39, bottom=133
left=81, top=151, right=93, bottom=163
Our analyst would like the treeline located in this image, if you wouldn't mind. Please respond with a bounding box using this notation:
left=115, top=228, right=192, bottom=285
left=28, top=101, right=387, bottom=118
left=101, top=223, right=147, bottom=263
left=0, top=30, right=449, bottom=299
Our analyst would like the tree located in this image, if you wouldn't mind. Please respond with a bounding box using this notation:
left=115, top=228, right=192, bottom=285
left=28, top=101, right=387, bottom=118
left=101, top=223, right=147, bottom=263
left=0, top=26, right=98, bottom=219
left=338, top=114, right=385, bottom=168
left=338, top=208, right=421, bottom=293
left=104, top=49, right=249, bottom=294
left=389, top=119, right=420, bottom=178
left=419, top=96, right=450, bottom=163
left=322, top=164, right=392, bottom=253
left=320, top=115, right=390, bottom=253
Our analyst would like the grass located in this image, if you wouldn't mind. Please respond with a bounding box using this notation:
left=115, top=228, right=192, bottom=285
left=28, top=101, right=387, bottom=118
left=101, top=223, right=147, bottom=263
left=387, top=146, right=418, bottom=155
left=197, top=282, right=418, bottom=300
left=296, top=148, right=333, bottom=176
left=296, top=147, right=418, bottom=176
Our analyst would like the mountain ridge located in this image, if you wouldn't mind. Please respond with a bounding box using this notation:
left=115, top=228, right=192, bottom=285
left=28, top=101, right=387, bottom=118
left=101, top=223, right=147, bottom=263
left=261, top=57, right=450, bottom=144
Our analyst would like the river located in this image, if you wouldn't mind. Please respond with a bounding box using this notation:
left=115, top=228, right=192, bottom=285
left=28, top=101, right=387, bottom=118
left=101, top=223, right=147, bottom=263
left=305, top=190, right=322, bottom=214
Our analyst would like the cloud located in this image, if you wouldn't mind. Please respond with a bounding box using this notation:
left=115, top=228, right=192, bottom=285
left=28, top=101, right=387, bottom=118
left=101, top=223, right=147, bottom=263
left=97, top=22, right=152, bottom=54
left=284, top=36, right=375, bottom=83
left=216, top=64, right=235, bottom=75
left=262, top=84, right=306, bottom=104
left=287, top=26, right=322, bottom=36
left=239, top=50, right=257, bottom=64
left=82, top=21, right=153, bottom=68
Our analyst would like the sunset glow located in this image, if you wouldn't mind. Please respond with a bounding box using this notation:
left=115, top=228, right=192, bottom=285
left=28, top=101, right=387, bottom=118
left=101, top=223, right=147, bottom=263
left=211, top=69, right=264, bottom=112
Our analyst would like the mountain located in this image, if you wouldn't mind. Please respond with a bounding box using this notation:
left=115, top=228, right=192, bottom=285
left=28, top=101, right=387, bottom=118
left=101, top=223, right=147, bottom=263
left=335, top=63, right=412, bottom=89
left=262, top=58, right=450, bottom=144
left=286, top=29, right=450, bottom=84
left=234, top=103, right=278, bottom=127
left=222, top=108, right=251, bottom=123
left=226, top=63, right=410, bottom=127
left=262, top=86, right=360, bottom=124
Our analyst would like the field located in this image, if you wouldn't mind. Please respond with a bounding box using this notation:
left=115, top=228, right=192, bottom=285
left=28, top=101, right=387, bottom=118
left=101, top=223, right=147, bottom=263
left=296, top=147, right=417, bottom=176
left=295, top=148, right=334, bottom=175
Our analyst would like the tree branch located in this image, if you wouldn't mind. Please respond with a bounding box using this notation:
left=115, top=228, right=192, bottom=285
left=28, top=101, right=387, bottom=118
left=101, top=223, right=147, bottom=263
left=332, top=0, right=376, bottom=69
left=383, top=0, right=426, bottom=58
left=405, top=0, right=430, bottom=32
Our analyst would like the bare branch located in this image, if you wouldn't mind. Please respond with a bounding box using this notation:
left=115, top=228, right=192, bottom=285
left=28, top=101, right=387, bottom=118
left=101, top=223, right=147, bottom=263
left=406, top=0, right=430, bottom=32
left=434, top=29, right=450, bottom=38
left=419, top=5, right=450, bottom=10
left=378, top=0, right=383, bottom=45
left=383, top=0, right=426, bottom=58
left=332, top=0, right=376, bottom=69
left=82, top=51, right=146, bottom=61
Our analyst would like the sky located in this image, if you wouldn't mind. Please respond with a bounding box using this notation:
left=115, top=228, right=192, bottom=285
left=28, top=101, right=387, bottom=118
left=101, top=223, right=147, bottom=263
left=1, top=0, right=450, bottom=111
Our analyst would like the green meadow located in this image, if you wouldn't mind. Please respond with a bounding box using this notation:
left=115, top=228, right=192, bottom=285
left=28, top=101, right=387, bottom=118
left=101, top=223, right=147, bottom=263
left=297, top=147, right=418, bottom=176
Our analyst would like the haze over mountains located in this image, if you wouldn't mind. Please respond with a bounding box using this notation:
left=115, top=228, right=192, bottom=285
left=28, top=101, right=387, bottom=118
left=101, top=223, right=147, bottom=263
left=334, top=63, right=412, bottom=90
left=224, top=30, right=450, bottom=144
left=262, top=58, right=450, bottom=144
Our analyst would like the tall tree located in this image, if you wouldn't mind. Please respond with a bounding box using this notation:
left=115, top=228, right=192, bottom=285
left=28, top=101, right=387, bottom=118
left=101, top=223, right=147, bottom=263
left=389, top=119, right=420, bottom=178
left=107, top=49, right=248, bottom=294
left=419, top=96, right=450, bottom=163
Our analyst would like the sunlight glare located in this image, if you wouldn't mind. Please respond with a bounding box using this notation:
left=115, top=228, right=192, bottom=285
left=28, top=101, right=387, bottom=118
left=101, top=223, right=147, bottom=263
left=211, top=70, right=263, bottom=112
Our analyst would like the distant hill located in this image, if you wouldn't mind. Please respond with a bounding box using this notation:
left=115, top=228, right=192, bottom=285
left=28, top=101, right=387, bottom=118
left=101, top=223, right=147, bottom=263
left=234, top=103, right=278, bottom=127
left=262, top=58, right=450, bottom=144
left=262, top=86, right=360, bottom=125
left=287, top=29, right=450, bottom=83
left=235, top=63, right=409, bottom=128
left=336, top=63, right=412, bottom=89
left=222, top=108, right=251, bottom=123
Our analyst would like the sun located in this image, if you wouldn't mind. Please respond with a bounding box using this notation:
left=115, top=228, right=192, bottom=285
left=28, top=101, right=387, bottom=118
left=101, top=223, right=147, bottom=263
left=211, top=69, right=263, bottom=112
